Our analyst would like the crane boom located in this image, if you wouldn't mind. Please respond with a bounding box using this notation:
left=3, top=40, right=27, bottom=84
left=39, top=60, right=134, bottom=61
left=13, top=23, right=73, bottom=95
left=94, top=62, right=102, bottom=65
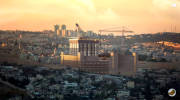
left=98, top=26, right=134, bottom=48
left=99, top=30, right=133, bottom=33
left=75, top=23, right=84, bottom=33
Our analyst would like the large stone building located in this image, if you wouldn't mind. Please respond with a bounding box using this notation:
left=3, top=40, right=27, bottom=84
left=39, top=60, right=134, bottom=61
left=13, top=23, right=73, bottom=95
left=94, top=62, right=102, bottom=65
left=69, top=38, right=99, bottom=56
left=111, top=52, right=137, bottom=76
left=61, top=37, right=137, bottom=76
left=61, top=51, right=137, bottom=76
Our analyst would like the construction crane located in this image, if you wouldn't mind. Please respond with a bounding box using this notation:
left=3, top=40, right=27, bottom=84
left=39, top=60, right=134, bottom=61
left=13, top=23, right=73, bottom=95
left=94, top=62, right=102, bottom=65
left=75, top=23, right=86, bottom=37
left=99, top=26, right=134, bottom=37
left=98, top=26, right=134, bottom=49
left=75, top=23, right=83, bottom=89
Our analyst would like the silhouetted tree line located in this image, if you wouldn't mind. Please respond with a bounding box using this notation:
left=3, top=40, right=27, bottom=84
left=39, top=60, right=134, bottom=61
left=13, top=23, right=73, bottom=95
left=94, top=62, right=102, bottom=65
left=126, top=32, right=180, bottom=44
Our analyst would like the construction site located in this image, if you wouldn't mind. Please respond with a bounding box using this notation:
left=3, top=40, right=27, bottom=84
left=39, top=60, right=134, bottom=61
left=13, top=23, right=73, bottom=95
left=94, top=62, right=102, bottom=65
left=58, top=23, right=137, bottom=76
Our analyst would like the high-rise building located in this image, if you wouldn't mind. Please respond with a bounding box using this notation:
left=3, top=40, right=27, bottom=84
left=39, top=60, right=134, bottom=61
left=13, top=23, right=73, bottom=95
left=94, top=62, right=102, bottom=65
left=54, top=24, right=60, bottom=35
left=111, top=52, right=137, bottom=76
left=60, top=24, right=68, bottom=37
left=61, top=24, right=66, bottom=30
left=69, top=38, right=99, bottom=56
left=61, top=51, right=137, bottom=76
left=61, top=30, right=66, bottom=37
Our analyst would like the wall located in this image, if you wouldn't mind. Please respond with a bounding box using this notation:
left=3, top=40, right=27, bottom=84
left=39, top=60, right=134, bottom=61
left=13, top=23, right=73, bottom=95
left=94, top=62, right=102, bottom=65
left=61, top=52, right=80, bottom=67
left=112, top=52, right=137, bottom=76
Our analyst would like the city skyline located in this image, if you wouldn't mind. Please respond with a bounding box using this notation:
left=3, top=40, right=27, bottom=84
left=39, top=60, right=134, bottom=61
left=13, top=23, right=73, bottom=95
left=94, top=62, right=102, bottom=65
left=0, top=0, right=179, bottom=34
left=0, top=1, right=180, bottom=99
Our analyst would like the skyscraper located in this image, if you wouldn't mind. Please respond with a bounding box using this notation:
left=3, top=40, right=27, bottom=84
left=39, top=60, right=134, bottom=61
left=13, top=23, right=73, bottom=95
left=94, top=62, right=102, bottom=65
left=61, top=24, right=67, bottom=37
left=61, top=24, right=66, bottom=30
left=54, top=24, right=60, bottom=35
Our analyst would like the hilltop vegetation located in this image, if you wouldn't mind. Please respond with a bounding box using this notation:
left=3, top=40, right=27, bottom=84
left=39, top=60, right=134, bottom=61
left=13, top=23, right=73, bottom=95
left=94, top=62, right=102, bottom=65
left=126, top=32, right=180, bottom=44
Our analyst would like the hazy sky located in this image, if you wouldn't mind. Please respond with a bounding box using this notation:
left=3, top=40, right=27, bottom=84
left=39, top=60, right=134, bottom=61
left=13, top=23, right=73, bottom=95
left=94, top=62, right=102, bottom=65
left=0, top=0, right=179, bottom=34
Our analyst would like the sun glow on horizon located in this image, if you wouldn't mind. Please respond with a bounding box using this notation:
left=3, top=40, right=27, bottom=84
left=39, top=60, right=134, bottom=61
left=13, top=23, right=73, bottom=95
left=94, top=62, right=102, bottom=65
left=0, top=0, right=179, bottom=34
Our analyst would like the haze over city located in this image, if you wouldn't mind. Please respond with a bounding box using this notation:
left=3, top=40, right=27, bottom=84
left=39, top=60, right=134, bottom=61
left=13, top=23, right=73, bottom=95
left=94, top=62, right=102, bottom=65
left=0, top=0, right=180, bottom=100
left=0, top=0, right=180, bottom=34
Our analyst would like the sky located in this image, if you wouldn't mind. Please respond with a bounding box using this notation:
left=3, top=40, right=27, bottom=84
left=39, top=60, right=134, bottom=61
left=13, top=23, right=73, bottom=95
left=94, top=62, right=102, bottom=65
left=0, top=0, right=179, bottom=34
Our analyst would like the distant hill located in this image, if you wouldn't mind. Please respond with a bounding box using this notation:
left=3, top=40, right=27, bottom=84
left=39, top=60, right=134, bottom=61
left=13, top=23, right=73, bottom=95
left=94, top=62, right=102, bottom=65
left=126, top=32, right=180, bottom=44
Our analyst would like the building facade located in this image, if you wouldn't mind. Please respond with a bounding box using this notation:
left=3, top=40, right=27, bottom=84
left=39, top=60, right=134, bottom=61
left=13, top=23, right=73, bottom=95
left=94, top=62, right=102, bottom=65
left=61, top=51, right=137, bottom=76
left=69, top=38, right=99, bottom=56
left=111, top=52, right=137, bottom=76
left=61, top=37, right=137, bottom=76
left=54, top=24, right=60, bottom=35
